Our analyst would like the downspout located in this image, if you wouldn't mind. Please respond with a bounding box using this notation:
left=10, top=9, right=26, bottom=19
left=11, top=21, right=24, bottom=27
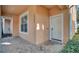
left=69, top=5, right=73, bottom=39
left=69, top=5, right=77, bottom=39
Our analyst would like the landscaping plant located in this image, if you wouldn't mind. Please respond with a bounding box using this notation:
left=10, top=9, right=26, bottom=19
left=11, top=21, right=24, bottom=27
left=62, top=39, right=79, bottom=53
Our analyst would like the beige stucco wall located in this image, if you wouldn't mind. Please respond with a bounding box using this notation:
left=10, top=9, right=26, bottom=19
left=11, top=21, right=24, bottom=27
left=2, top=6, right=71, bottom=45
left=12, top=6, right=70, bottom=45
left=49, top=7, right=62, bottom=16
left=49, top=7, right=69, bottom=44
left=1, top=6, right=36, bottom=44
left=19, top=6, right=36, bottom=44
left=26, top=6, right=36, bottom=43
left=63, top=9, right=70, bottom=44
left=13, top=15, right=19, bottom=37
left=19, top=6, right=49, bottom=45
left=35, top=6, right=49, bottom=45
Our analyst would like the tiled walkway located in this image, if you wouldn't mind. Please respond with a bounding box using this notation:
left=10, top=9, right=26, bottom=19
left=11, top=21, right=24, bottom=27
left=0, top=37, right=64, bottom=53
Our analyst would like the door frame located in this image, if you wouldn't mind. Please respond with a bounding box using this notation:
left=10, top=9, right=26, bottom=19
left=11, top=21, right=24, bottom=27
left=50, top=13, right=64, bottom=43
left=2, top=16, right=13, bottom=34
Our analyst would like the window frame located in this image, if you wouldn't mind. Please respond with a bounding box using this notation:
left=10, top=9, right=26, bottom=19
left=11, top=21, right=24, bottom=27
left=20, top=12, right=28, bottom=34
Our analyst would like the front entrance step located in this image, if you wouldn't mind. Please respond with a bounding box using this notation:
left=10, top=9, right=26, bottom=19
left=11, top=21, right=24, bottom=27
left=2, top=33, right=12, bottom=38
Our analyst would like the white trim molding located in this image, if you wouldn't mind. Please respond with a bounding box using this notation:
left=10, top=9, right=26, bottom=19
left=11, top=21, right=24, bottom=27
left=19, top=11, right=29, bottom=34
left=50, top=13, right=64, bottom=44
left=2, top=16, right=13, bottom=34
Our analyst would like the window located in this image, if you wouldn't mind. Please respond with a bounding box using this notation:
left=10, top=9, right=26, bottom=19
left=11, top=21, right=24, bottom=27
left=21, top=15, right=27, bottom=32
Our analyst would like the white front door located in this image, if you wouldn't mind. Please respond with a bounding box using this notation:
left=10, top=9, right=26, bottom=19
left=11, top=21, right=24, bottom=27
left=3, top=18, right=12, bottom=34
left=4, top=20, right=11, bottom=34
left=50, top=14, right=63, bottom=43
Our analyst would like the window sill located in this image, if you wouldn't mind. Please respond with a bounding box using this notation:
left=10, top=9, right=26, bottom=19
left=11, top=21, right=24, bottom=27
left=20, top=31, right=28, bottom=34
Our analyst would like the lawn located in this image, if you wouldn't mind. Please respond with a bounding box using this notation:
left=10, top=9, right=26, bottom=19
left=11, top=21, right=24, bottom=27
left=62, top=34, right=79, bottom=53
left=73, top=34, right=79, bottom=40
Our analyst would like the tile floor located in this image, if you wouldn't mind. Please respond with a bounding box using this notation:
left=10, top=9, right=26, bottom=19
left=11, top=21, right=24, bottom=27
left=0, top=37, right=64, bottom=53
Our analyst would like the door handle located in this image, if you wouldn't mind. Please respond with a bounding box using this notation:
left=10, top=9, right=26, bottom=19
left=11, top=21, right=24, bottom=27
left=51, top=28, right=53, bottom=30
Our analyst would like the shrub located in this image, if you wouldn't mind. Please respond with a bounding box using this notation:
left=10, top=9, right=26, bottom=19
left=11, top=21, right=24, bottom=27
left=62, top=39, right=79, bottom=53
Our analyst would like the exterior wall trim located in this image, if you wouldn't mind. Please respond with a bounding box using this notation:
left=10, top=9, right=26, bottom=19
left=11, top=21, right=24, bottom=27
left=50, top=13, right=64, bottom=44
left=19, top=11, right=29, bottom=34
left=2, top=16, right=13, bottom=34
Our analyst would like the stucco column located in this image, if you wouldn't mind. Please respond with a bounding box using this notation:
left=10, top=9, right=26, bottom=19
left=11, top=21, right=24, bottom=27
left=35, top=6, right=49, bottom=45
left=69, top=6, right=77, bottom=39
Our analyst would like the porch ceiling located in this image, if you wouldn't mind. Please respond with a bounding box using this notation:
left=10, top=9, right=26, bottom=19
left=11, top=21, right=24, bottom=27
left=1, top=5, right=68, bottom=15
left=2, top=5, right=28, bottom=15
left=43, top=5, right=68, bottom=10
left=43, top=5, right=56, bottom=9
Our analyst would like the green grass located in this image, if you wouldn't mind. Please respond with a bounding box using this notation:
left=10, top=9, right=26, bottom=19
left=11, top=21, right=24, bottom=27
left=73, top=34, right=79, bottom=40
